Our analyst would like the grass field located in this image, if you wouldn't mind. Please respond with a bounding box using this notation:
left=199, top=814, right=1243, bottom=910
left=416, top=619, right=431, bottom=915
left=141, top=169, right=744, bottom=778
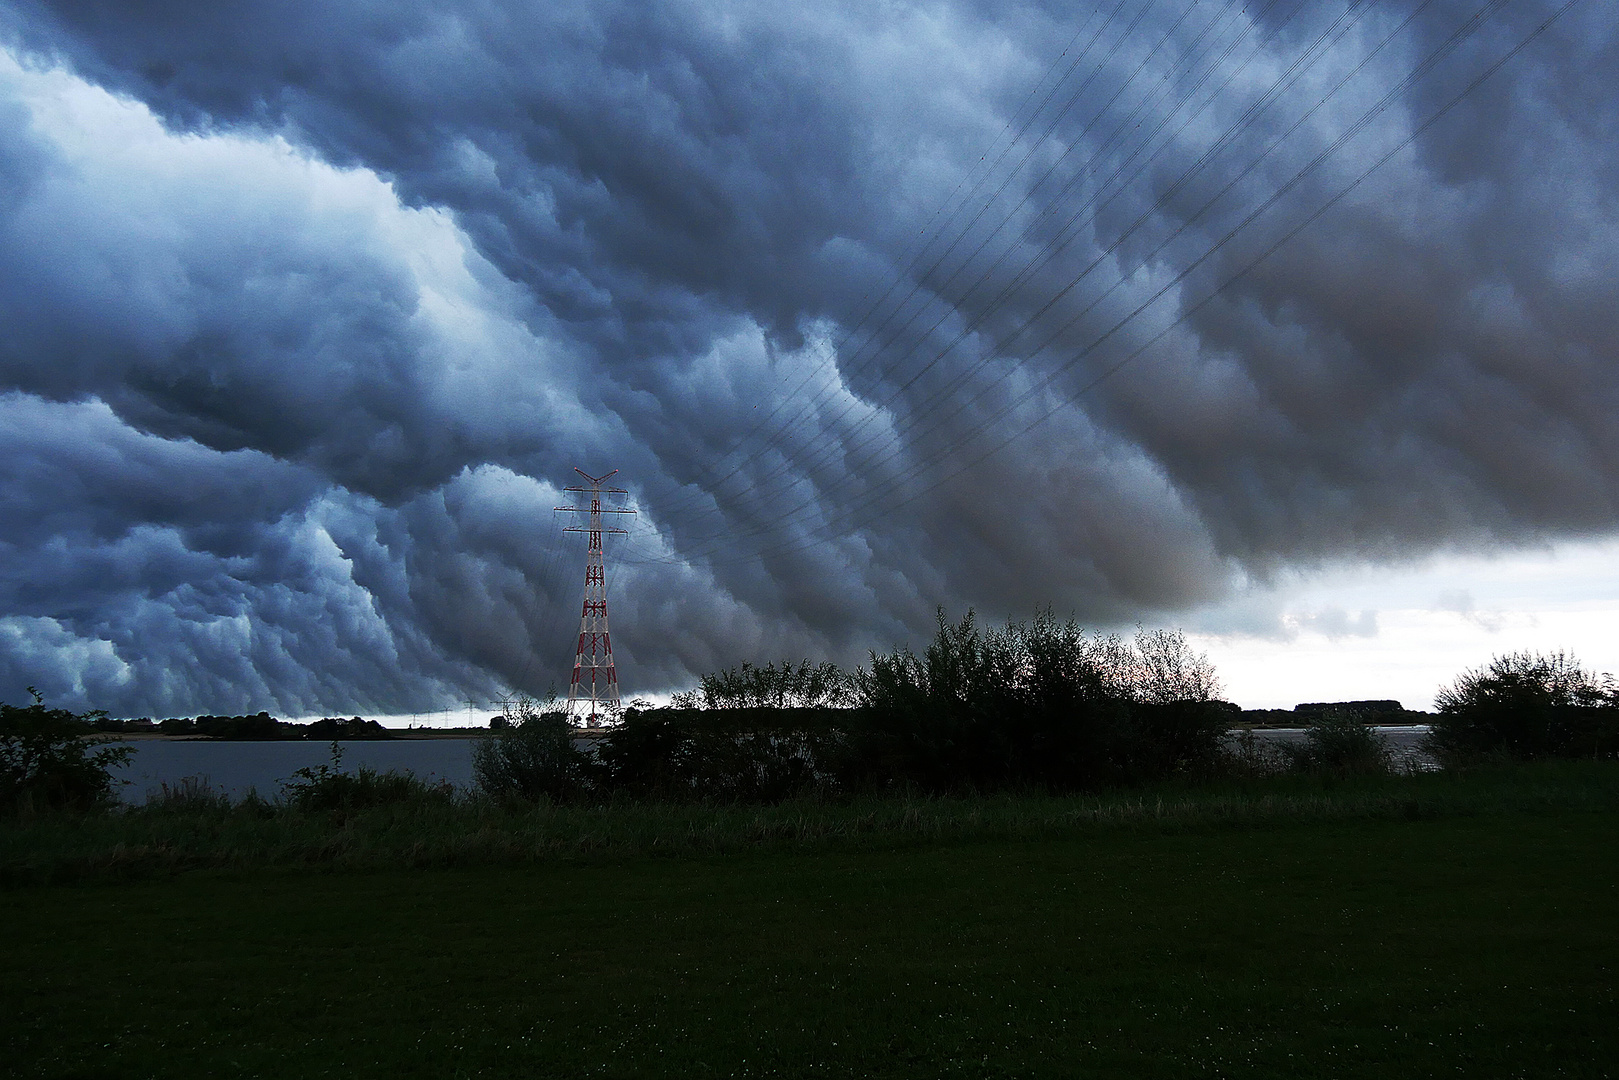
left=6, top=762, right=1619, bottom=886
left=4, top=767, right=1617, bottom=1078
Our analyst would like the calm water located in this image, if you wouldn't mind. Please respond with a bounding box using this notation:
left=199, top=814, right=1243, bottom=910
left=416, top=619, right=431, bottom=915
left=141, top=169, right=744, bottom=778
left=110, top=739, right=480, bottom=804
left=108, top=726, right=1433, bottom=804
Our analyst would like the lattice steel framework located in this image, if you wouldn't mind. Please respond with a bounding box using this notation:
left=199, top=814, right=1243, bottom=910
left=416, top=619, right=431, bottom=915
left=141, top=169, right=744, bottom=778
left=556, top=468, right=634, bottom=724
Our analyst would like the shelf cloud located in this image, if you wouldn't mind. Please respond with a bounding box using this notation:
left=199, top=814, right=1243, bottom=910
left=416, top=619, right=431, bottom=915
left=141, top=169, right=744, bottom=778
left=0, top=0, right=1614, bottom=715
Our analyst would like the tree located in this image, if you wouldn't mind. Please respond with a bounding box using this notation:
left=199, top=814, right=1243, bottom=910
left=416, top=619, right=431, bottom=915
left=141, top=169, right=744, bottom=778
left=1126, top=627, right=1222, bottom=705
left=674, top=659, right=852, bottom=709
left=850, top=610, right=1229, bottom=791
left=472, top=694, right=596, bottom=803
left=1, top=688, right=132, bottom=815
left=1428, top=650, right=1618, bottom=762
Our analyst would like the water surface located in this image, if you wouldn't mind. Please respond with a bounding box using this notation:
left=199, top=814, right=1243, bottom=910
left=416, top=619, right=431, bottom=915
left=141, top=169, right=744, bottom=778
left=110, top=739, right=478, bottom=804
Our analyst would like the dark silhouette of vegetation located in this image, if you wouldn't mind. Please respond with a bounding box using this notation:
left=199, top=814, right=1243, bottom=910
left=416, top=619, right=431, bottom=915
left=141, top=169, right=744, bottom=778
left=472, top=696, right=596, bottom=803
left=671, top=659, right=852, bottom=709
left=1239, top=701, right=1430, bottom=727
left=1295, top=699, right=1400, bottom=716
left=302, top=717, right=392, bottom=740
left=843, top=610, right=1231, bottom=792
left=467, top=613, right=1238, bottom=805
left=280, top=741, right=453, bottom=812
left=15, top=629, right=1619, bottom=821
left=1, top=689, right=132, bottom=815
left=1286, top=711, right=1394, bottom=776
left=130, top=713, right=393, bottom=740
left=597, top=707, right=843, bottom=802
left=1426, top=650, right=1619, bottom=764
left=474, top=611, right=1231, bottom=804
left=144, top=775, right=233, bottom=813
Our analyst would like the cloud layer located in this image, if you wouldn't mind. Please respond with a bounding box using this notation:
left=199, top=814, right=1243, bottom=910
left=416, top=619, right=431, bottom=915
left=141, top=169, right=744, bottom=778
left=0, top=0, right=1614, bottom=715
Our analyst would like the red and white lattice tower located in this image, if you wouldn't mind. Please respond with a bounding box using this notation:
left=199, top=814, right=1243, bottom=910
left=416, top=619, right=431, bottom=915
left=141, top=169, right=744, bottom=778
left=556, top=469, right=634, bottom=725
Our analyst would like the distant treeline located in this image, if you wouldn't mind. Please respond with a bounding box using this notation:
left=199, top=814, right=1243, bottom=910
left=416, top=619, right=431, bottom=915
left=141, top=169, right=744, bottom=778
left=88, top=713, right=393, bottom=740
left=1239, top=700, right=1431, bottom=727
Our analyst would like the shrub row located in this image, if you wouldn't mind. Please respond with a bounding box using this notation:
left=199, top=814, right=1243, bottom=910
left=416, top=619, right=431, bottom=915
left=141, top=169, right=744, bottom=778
left=476, top=613, right=1246, bottom=803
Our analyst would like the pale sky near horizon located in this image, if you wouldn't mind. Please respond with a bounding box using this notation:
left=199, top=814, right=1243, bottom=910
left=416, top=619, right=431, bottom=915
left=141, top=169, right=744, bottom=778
left=1192, top=539, right=1619, bottom=710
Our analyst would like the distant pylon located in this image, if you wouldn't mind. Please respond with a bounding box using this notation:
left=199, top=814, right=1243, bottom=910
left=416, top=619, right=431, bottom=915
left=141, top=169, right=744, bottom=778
left=556, top=468, right=635, bottom=725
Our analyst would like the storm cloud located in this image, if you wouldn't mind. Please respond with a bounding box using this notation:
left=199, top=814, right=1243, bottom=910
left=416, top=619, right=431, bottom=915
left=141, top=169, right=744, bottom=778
left=0, top=0, right=1614, bottom=716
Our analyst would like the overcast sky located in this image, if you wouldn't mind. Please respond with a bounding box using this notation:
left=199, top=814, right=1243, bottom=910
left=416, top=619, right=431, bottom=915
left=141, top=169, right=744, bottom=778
left=1, top=0, right=1614, bottom=717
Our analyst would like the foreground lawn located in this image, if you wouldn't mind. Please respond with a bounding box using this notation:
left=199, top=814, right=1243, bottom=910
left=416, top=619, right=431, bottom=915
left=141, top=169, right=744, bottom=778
left=4, top=807, right=1615, bottom=1078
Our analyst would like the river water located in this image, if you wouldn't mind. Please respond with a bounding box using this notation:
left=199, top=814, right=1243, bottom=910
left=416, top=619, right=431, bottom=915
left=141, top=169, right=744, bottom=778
left=107, top=726, right=1433, bottom=804
left=110, top=739, right=481, bottom=804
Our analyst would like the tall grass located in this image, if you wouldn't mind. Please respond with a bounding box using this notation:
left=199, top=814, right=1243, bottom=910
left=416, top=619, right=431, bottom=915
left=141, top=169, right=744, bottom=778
left=3, top=760, right=1615, bottom=887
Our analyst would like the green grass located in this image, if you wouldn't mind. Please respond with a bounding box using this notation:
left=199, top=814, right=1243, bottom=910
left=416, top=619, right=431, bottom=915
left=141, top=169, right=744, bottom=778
left=5, top=761, right=1619, bottom=886
left=4, top=811, right=1615, bottom=1078
left=3, top=764, right=1617, bottom=1077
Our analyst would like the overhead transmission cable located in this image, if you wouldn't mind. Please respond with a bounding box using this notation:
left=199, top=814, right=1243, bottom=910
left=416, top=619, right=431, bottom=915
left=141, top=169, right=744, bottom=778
left=679, top=0, right=1318, bottom=520
left=733, top=0, right=1445, bottom=523
left=662, top=0, right=1194, bottom=519
left=645, top=0, right=1277, bottom=536
left=648, top=0, right=1140, bottom=518
left=713, top=0, right=1582, bottom=567
left=621, top=0, right=1563, bottom=568
left=638, top=0, right=1377, bottom=549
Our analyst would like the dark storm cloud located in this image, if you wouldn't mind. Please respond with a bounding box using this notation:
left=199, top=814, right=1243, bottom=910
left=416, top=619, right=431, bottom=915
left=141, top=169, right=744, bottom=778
left=0, top=0, right=1614, bottom=715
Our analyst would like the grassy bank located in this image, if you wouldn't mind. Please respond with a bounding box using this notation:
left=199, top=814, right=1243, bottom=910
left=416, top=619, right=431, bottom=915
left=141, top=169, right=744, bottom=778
left=5, top=797, right=1616, bottom=1078
left=3, top=761, right=1617, bottom=886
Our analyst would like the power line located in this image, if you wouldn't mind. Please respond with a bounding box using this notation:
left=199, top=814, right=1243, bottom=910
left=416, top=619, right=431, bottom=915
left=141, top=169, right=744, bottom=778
left=637, top=0, right=1388, bottom=550
left=650, top=0, right=1154, bottom=519
left=717, top=0, right=1583, bottom=567
left=621, top=0, right=1570, bottom=570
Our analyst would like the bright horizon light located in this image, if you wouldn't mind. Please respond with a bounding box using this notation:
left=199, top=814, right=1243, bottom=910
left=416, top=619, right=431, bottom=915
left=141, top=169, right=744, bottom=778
left=1191, top=539, right=1619, bottom=710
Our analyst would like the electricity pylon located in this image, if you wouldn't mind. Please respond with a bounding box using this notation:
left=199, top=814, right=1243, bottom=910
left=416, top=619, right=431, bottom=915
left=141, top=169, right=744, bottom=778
left=556, top=468, right=634, bottom=725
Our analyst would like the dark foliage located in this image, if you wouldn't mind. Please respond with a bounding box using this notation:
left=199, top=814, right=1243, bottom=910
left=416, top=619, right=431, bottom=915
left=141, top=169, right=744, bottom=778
left=566, top=611, right=1232, bottom=802
left=846, top=611, right=1231, bottom=792
left=142, top=713, right=393, bottom=740
left=302, top=717, right=392, bottom=741
left=596, top=707, right=843, bottom=803
left=672, top=660, right=852, bottom=710
left=472, top=705, right=597, bottom=804
left=1295, top=700, right=1402, bottom=716
left=1240, top=703, right=1430, bottom=728
left=1, top=689, right=132, bottom=815
left=1427, top=651, right=1619, bottom=763
left=144, top=775, right=233, bottom=813
left=280, top=742, right=453, bottom=812
left=1287, top=711, right=1394, bottom=776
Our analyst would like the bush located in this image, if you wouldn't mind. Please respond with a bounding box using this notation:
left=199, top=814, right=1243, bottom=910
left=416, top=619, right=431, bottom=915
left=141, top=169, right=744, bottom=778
left=1427, top=651, right=1619, bottom=764
left=1219, top=728, right=1291, bottom=778
left=596, top=707, right=842, bottom=803
left=672, top=660, right=852, bottom=709
left=849, top=610, right=1229, bottom=792
left=1288, top=711, right=1393, bottom=776
left=0, top=689, right=132, bottom=815
left=280, top=742, right=454, bottom=812
left=1125, top=700, right=1239, bottom=778
left=145, top=775, right=233, bottom=813
left=472, top=699, right=596, bottom=804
